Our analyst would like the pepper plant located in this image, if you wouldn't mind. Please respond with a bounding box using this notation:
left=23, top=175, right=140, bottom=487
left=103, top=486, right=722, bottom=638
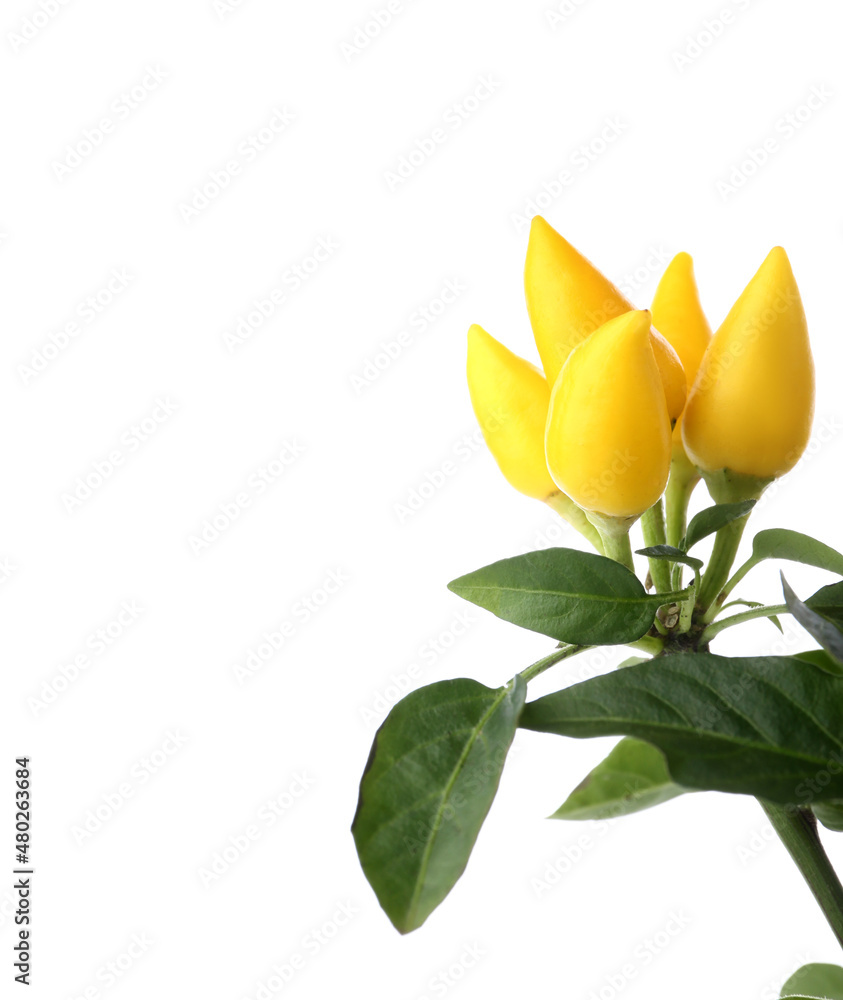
left=352, top=217, right=843, bottom=998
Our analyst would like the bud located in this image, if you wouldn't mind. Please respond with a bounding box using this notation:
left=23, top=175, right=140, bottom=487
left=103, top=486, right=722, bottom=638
left=467, top=324, right=556, bottom=500
left=545, top=311, right=671, bottom=518
left=524, top=216, right=685, bottom=419
left=682, top=247, right=814, bottom=484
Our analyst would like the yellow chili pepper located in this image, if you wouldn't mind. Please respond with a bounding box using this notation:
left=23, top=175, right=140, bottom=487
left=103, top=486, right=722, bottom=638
left=652, top=252, right=712, bottom=396
left=466, top=324, right=604, bottom=549
left=466, top=323, right=555, bottom=500
left=524, top=216, right=686, bottom=420
left=545, top=310, right=672, bottom=519
left=651, top=252, right=713, bottom=546
left=681, top=246, right=814, bottom=483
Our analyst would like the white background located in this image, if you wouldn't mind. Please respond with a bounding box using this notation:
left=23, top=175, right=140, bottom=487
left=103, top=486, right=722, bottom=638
left=3, top=0, right=843, bottom=997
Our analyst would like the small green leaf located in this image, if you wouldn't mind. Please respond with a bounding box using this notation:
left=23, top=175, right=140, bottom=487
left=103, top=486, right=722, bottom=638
left=520, top=652, right=843, bottom=805
left=752, top=529, right=843, bottom=575
left=637, top=545, right=703, bottom=571
left=352, top=677, right=524, bottom=934
left=794, top=649, right=843, bottom=676
left=722, top=598, right=766, bottom=610
left=551, top=737, right=686, bottom=821
left=716, top=599, right=783, bottom=633
left=807, top=581, right=843, bottom=630
left=684, top=499, right=756, bottom=551
left=448, top=548, right=671, bottom=646
left=782, top=574, right=843, bottom=665
left=813, top=801, right=843, bottom=833
left=781, top=963, right=843, bottom=998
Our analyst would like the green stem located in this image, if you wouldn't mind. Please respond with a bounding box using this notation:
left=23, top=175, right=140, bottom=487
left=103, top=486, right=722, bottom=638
left=640, top=500, right=672, bottom=593
left=675, top=565, right=701, bottom=635
left=697, top=515, right=750, bottom=617
left=695, top=468, right=770, bottom=618
left=760, top=800, right=843, bottom=951
left=651, top=614, right=669, bottom=636
left=586, top=512, right=636, bottom=572
left=678, top=593, right=694, bottom=633
left=718, top=556, right=759, bottom=607
left=700, top=603, right=788, bottom=642
left=627, top=635, right=664, bottom=656
left=664, top=454, right=699, bottom=548
left=518, top=644, right=587, bottom=684
left=545, top=492, right=604, bottom=553
left=600, top=531, right=634, bottom=572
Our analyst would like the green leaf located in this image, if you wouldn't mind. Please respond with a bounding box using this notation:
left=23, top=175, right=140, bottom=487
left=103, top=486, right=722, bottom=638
left=636, top=545, right=701, bottom=568
left=352, top=677, right=525, bottom=934
left=683, top=500, right=756, bottom=550
left=551, top=737, right=686, bottom=821
left=448, top=548, right=671, bottom=646
left=807, top=581, right=843, bottom=630
left=751, top=529, right=843, bottom=575
left=794, top=649, right=843, bottom=677
left=637, top=545, right=703, bottom=571
left=813, top=801, right=843, bottom=833
left=782, top=574, right=843, bottom=665
left=781, top=963, right=843, bottom=999
left=520, top=652, right=843, bottom=805
left=716, top=598, right=783, bottom=633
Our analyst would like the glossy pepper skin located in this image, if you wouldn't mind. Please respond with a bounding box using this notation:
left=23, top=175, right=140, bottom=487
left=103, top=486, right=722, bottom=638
left=681, top=247, right=814, bottom=480
left=651, top=252, right=712, bottom=456
left=545, top=310, right=672, bottom=518
left=651, top=252, right=712, bottom=394
left=525, top=216, right=686, bottom=421
left=466, top=324, right=556, bottom=500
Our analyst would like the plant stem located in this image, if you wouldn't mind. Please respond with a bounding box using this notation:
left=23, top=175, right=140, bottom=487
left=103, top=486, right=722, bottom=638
left=518, top=644, right=587, bottom=684
left=700, top=603, right=788, bottom=642
left=651, top=614, right=669, bottom=636
left=545, top=492, right=604, bottom=553
left=586, top=512, right=636, bottom=572
left=696, top=515, right=751, bottom=617
left=628, top=635, right=664, bottom=656
left=603, top=533, right=634, bottom=571
left=664, top=454, right=699, bottom=548
left=678, top=594, right=694, bottom=633
left=640, top=500, right=672, bottom=592
left=695, top=468, right=770, bottom=618
left=718, top=556, right=758, bottom=606
left=760, top=800, right=843, bottom=951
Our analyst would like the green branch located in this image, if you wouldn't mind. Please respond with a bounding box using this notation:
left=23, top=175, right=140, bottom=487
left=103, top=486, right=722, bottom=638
left=664, top=454, right=699, bottom=549
left=518, top=644, right=588, bottom=684
left=586, top=511, right=636, bottom=573
left=701, top=604, right=788, bottom=643
left=760, top=801, right=843, bottom=951
left=696, top=515, right=751, bottom=615
left=640, top=500, right=672, bottom=592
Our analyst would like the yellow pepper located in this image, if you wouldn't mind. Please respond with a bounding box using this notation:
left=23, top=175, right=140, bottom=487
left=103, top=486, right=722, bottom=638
left=681, top=246, right=814, bottom=483
left=545, top=310, right=672, bottom=519
left=466, top=323, right=555, bottom=500
left=650, top=251, right=713, bottom=545
left=524, top=216, right=687, bottom=421
left=651, top=252, right=712, bottom=398
left=466, top=324, right=604, bottom=550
